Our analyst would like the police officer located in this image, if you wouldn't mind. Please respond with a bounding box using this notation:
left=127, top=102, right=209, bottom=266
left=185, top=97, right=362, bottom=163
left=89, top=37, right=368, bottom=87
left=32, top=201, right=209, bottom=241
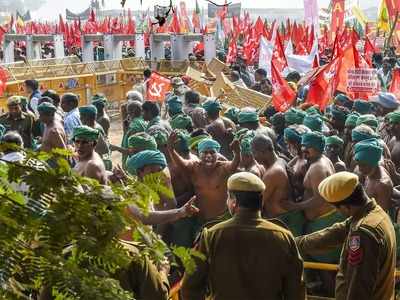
left=181, top=172, right=305, bottom=300
left=296, top=171, right=396, bottom=300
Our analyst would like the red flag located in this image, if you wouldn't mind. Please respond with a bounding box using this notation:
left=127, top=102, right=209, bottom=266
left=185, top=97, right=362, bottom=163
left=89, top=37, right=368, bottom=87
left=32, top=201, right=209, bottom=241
left=226, top=38, right=237, bottom=64
left=330, top=0, right=345, bottom=42
left=170, top=10, right=181, bottom=33
left=89, top=9, right=96, bottom=23
left=146, top=72, right=172, bottom=102
left=272, top=31, right=288, bottom=73
left=385, top=0, right=400, bottom=21
left=58, top=15, right=65, bottom=34
left=0, top=67, right=8, bottom=96
left=389, top=69, right=400, bottom=100
left=271, top=60, right=296, bottom=112
left=306, top=25, right=314, bottom=54
left=364, top=36, right=376, bottom=67
left=307, top=57, right=341, bottom=109
left=254, top=17, right=264, bottom=36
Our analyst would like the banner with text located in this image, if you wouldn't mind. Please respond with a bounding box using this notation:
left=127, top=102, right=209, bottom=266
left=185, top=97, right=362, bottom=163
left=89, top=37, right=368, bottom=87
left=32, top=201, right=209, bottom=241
left=347, top=68, right=379, bottom=93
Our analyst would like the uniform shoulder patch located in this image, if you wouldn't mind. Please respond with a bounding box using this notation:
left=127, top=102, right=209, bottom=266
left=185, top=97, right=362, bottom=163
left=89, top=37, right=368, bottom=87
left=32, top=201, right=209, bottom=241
left=348, top=234, right=363, bottom=266
left=349, top=235, right=360, bottom=252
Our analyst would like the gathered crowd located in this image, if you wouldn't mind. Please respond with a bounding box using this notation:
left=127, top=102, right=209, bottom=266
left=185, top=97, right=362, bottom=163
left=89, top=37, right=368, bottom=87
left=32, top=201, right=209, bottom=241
left=1, top=49, right=400, bottom=299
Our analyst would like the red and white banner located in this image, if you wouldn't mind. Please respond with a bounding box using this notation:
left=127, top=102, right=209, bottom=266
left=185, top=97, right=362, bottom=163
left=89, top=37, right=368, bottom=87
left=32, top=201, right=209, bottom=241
left=146, top=73, right=171, bottom=102
left=330, top=0, right=345, bottom=42
left=347, top=68, right=379, bottom=93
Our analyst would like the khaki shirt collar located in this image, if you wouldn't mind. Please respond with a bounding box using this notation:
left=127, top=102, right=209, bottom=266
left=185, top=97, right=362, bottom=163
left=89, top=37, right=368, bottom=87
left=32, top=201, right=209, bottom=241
left=234, top=209, right=262, bottom=221
left=351, top=199, right=377, bottom=223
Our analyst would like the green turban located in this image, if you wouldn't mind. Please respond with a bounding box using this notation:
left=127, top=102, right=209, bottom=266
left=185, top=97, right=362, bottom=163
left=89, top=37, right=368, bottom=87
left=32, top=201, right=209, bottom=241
left=271, top=112, right=285, bottom=127
left=345, top=113, right=360, bottom=128
left=72, top=125, right=99, bottom=141
left=354, top=138, right=383, bottom=167
left=356, top=114, right=378, bottom=130
left=306, top=106, right=321, bottom=116
left=189, top=134, right=209, bottom=151
left=92, top=95, right=107, bottom=107
left=285, top=108, right=306, bottom=125
left=284, top=127, right=302, bottom=144
left=238, top=111, right=259, bottom=124
left=301, top=132, right=325, bottom=153
left=170, top=114, right=193, bottom=130
left=198, top=138, right=221, bottom=153
left=240, top=131, right=256, bottom=155
left=325, top=135, right=344, bottom=147
left=38, top=102, right=57, bottom=114
left=303, top=114, right=323, bottom=132
left=126, top=150, right=167, bottom=175
left=334, top=94, right=352, bottom=109
left=79, top=105, right=97, bottom=118
left=235, top=128, right=249, bottom=139
left=128, top=132, right=157, bottom=151
left=351, top=125, right=377, bottom=143
left=224, top=107, right=240, bottom=123
left=152, top=129, right=168, bottom=147
left=0, top=124, right=6, bottom=138
left=388, top=111, right=400, bottom=124
left=175, top=130, right=190, bottom=153
left=331, top=105, right=349, bottom=122
left=353, top=99, right=371, bottom=115
left=203, top=99, right=222, bottom=114
left=167, top=96, right=183, bottom=116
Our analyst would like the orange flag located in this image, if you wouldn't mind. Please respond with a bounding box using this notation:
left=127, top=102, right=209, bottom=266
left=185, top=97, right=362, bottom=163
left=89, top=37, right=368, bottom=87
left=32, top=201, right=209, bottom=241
left=146, top=73, right=171, bottom=102
left=271, top=60, right=296, bottom=112
left=389, top=69, right=400, bottom=100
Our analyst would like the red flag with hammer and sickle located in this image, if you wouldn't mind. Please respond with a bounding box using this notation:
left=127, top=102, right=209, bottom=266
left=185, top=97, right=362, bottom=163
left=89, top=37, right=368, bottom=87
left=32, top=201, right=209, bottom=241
left=146, top=72, right=171, bottom=102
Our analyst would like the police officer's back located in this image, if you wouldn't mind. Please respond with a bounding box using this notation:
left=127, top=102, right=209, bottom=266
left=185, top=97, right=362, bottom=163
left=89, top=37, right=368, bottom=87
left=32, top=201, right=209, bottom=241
left=296, top=172, right=396, bottom=300
left=181, top=172, right=305, bottom=300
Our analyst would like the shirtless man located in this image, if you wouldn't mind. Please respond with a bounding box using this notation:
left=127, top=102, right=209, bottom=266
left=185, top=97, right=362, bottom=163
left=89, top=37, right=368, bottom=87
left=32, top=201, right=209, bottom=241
left=91, top=94, right=110, bottom=137
left=72, top=125, right=108, bottom=185
left=251, top=134, right=289, bottom=218
left=167, top=134, right=240, bottom=239
left=37, top=102, right=67, bottom=152
left=203, top=99, right=235, bottom=160
left=324, top=135, right=346, bottom=172
left=354, top=139, right=393, bottom=213
left=237, top=131, right=264, bottom=178
left=387, top=111, right=400, bottom=171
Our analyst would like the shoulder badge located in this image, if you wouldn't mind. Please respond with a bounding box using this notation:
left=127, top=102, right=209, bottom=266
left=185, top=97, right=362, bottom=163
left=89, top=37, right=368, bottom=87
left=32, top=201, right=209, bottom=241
left=349, top=235, right=360, bottom=252
left=348, top=234, right=363, bottom=266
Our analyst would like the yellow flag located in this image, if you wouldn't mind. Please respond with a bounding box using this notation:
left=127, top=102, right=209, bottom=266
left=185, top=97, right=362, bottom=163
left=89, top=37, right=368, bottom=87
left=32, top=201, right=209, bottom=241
left=352, top=6, right=368, bottom=26
left=377, top=0, right=390, bottom=32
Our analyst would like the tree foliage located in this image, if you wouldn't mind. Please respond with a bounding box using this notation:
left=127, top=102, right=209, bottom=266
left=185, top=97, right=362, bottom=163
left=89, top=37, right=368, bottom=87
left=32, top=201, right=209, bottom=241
left=0, top=147, right=197, bottom=299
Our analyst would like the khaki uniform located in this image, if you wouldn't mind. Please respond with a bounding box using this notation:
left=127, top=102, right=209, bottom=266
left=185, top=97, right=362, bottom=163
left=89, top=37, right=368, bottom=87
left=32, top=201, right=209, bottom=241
left=0, top=112, right=34, bottom=148
left=181, top=210, right=305, bottom=300
left=296, top=200, right=396, bottom=300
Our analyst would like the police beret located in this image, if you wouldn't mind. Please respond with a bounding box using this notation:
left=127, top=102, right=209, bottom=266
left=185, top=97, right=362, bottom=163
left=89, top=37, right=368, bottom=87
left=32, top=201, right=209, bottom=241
left=227, top=172, right=265, bottom=192
left=318, top=171, right=359, bottom=203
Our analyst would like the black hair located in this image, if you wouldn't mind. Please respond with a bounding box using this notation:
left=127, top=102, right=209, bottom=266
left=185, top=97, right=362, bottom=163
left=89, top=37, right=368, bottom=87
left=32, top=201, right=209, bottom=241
left=2, top=131, right=23, bottom=147
left=251, top=134, right=275, bottom=152
left=232, top=191, right=263, bottom=210
left=42, top=90, right=60, bottom=106
left=24, top=79, right=39, bottom=90
left=334, top=184, right=368, bottom=207
left=38, top=96, right=54, bottom=105
left=142, top=101, right=160, bottom=118
left=143, top=68, right=152, bottom=79
left=286, top=71, right=301, bottom=83
left=190, top=128, right=210, bottom=138
left=62, top=93, right=79, bottom=108
left=185, top=90, right=200, bottom=104
left=231, top=70, right=241, bottom=81
left=255, top=68, right=267, bottom=78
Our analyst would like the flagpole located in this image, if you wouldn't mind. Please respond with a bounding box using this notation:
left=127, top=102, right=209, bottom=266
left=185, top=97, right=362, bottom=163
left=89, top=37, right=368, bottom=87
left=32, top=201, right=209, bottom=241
left=386, top=11, right=399, bottom=48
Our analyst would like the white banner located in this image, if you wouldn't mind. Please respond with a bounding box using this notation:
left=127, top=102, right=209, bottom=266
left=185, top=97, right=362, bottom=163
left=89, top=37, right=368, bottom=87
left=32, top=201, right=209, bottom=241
left=347, top=68, right=379, bottom=93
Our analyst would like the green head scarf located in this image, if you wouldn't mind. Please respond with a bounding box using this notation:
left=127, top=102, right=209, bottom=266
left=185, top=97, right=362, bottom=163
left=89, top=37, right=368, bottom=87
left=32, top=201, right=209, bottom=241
left=126, top=150, right=167, bottom=175
left=353, top=99, right=371, bottom=115
left=271, top=112, right=285, bottom=127
left=202, top=99, right=222, bottom=114
left=351, top=125, right=377, bottom=143
left=92, top=95, right=107, bottom=107
left=301, top=132, right=325, bottom=153
left=355, top=114, right=378, bottom=131
left=354, top=138, right=383, bottom=167
left=224, top=107, right=240, bottom=124
left=189, top=134, right=209, bottom=151
left=171, top=114, right=193, bottom=130
left=285, top=108, right=306, bottom=125
left=38, top=102, right=57, bottom=114
left=72, top=125, right=99, bottom=141
left=331, top=105, right=349, bottom=122
left=306, top=106, right=321, bottom=116
left=325, top=135, right=344, bottom=147
left=345, top=113, right=360, bottom=128
left=167, top=96, right=183, bottom=116
left=128, top=132, right=158, bottom=151
left=198, top=138, right=221, bottom=153
left=388, top=111, right=400, bottom=124
left=152, top=129, right=168, bottom=147
left=303, top=114, right=323, bottom=132
left=238, top=111, right=259, bottom=124
left=175, top=130, right=190, bottom=153
left=240, top=131, right=256, bottom=155
left=79, top=105, right=98, bottom=118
